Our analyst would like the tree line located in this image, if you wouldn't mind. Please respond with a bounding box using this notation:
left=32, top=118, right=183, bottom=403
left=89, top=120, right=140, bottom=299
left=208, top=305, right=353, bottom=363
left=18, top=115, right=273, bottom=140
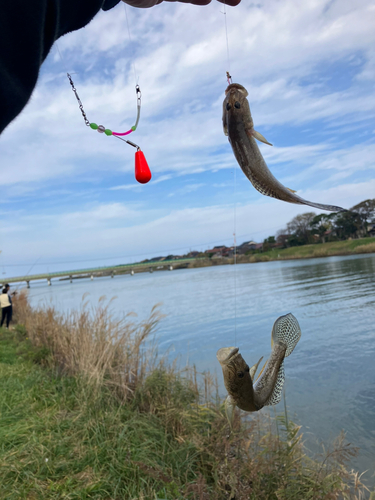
left=263, top=198, right=375, bottom=249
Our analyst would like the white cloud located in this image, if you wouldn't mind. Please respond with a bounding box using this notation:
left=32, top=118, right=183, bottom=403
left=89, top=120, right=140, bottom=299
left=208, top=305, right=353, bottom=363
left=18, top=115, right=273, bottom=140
left=109, top=183, right=142, bottom=191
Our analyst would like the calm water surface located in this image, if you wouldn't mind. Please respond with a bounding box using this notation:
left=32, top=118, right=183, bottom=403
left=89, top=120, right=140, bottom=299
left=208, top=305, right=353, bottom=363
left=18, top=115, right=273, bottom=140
left=28, top=253, right=375, bottom=487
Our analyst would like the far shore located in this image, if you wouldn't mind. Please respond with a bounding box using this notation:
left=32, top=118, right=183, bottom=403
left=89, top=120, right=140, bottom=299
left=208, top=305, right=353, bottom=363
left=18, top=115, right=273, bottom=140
left=4, top=237, right=375, bottom=286
left=184, top=237, right=375, bottom=270
left=60, top=236, right=375, bottom=279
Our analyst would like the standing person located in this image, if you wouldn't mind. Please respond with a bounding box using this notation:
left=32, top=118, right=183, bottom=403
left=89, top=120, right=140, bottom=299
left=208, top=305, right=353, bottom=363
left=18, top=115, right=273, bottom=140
left=0, top=0, right=240, bottom=135
left=5, top=283, right=16, bottom=303
left=0, top=285, right=13, bottom=329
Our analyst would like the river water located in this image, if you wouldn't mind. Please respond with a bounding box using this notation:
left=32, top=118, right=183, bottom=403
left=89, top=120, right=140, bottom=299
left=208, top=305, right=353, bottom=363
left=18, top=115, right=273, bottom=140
left=27, top=253, right=375, bottom=488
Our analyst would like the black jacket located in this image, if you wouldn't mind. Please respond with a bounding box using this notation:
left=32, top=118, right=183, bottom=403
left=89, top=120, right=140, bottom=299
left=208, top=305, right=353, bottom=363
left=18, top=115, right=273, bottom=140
left=0, top=0, right=120, bottom=134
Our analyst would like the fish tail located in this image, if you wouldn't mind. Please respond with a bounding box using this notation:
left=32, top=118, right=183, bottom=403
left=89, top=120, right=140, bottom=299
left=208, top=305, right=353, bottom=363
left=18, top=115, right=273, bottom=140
left=297, top=199, right=347, bottom=213
left=271, top=313, right=301, bottom=357
left=265, top=361, right=285, bottom=406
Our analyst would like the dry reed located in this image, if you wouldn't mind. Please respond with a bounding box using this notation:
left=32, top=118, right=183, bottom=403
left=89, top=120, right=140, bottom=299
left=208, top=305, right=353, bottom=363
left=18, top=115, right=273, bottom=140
left=13, top=290, right=163, bottom=400
left=354, top=242, right=375, bottom=254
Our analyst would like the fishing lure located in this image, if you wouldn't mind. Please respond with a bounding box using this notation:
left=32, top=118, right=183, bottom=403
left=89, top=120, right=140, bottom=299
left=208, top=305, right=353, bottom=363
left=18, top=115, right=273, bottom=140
left=67, top=73, right=151, bottom=184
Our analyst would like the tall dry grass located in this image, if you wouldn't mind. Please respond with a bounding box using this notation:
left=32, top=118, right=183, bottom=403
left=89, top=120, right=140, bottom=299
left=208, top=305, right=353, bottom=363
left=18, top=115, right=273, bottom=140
left=13, top=290, right=163, bottom=400
left=354, top=242, right=375, bottom=254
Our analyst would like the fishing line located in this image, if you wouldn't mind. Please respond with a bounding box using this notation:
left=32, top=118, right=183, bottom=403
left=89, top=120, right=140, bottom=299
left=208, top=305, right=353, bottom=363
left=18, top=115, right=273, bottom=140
left=222, top=1, right=231, bottom=81
left=13, top=257, right=41, bottom=293
left=56, top=41, right=69, bottom=74
left=222, top=1, right=236, bottom=344
left=233, top=162, right=238, bottom=346
left=124, top=3, right=138, bottom=85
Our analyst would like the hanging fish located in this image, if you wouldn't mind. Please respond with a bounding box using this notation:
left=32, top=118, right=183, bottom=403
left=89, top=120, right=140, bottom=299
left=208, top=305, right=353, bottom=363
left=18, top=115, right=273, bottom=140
left=217, top=313, right=301, bottom=425
left=223, top=83, right=345, bottom=212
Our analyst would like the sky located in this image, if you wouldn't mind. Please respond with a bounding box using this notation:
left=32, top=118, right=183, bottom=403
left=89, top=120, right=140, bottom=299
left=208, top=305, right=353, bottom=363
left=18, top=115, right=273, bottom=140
left=1, top=0, right=374, bottom=277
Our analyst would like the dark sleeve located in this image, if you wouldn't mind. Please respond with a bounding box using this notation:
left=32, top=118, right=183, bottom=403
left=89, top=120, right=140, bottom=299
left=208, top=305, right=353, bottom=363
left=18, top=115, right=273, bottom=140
left=0, top=0, right=121, bottom=135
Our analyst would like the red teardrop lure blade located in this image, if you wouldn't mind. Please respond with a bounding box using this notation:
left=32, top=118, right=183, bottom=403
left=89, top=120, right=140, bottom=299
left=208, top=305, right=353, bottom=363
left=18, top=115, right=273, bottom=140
left=135, top=150, right=151, bottom=184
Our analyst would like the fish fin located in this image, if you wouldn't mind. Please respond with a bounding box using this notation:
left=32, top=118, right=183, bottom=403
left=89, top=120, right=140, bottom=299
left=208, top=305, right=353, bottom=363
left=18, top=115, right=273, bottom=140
left=255, top=358, right=268, bottom=381
left=223, top=101, right=228, bottom=136
left=287, top=188, right=297, bottom=193
left=250, top=356, right=264, bottom=380
left=271, top=313, right=301, bottom=357
left=225, top=395, right=236, bottom=427
left=250, top=129, right=273, bottom=146
left=265, top=361, right=285, bottom=406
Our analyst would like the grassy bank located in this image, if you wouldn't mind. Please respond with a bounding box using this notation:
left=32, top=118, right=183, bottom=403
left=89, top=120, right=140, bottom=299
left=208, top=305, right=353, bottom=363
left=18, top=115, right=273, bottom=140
left=0, top=294, right=372, bottom=499
left=186, top=237, right=375, bottom=269
left=258, top=237, right=375, bottom=261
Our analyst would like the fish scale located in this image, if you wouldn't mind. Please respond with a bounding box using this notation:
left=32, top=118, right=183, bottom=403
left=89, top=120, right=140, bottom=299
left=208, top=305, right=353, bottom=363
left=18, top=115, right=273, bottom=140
left=265, top=361, right=285, bottom=406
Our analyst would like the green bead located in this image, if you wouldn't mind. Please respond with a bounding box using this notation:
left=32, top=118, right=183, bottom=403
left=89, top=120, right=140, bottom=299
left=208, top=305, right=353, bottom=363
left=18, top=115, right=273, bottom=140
left=131, top=126, right=136, bottom=131
left=90, top=123, right=98, bottom=130
left=105, top=129, right=112, bottom=136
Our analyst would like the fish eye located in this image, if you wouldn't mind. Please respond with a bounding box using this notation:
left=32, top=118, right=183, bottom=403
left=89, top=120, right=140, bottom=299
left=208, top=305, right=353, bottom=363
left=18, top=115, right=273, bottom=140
left=226, top=103, right=231, bottom=110
left=234, top=101, right=241, bottom=109
left=237, top=371, right=244, bottom=378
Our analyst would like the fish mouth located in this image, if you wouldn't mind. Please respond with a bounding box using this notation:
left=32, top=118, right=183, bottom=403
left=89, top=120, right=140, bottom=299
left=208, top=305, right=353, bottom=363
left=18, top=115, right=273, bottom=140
left=216, top=347, right=239, bottom=364
left=225, top=83, right=248, bottom=96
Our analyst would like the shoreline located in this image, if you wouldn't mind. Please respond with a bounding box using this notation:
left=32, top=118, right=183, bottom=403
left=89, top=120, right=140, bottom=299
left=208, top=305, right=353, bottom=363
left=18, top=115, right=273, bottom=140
left=185, top=237, right=375, bottom=270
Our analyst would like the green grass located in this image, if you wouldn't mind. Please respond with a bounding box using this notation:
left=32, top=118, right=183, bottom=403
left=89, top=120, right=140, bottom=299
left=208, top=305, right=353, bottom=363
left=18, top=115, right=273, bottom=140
left=0, top=318, right=372, bottom=499
left=185, top=237, right=375, bottom=269
left=0, top=329, right=219, bottom=499
left=260, top=237, right=375, bottom=261
left=0, top=334, right=185, bottom=498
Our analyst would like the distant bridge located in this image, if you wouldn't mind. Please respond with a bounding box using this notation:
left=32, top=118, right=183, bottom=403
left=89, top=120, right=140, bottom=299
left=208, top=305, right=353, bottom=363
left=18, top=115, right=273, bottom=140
left=2, top=258, right=202, bottom=288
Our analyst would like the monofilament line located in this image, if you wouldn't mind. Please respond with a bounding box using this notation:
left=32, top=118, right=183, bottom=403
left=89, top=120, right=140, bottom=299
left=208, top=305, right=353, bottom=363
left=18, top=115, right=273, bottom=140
left=56, top=41, right=69, bottom=74
left=222, top=0, right=237, bottom=345
left=223, top=1, right=231, bottom=76
left=233, top=163, right=237, bottom=346
left=124, top=3, right=138, bottom=85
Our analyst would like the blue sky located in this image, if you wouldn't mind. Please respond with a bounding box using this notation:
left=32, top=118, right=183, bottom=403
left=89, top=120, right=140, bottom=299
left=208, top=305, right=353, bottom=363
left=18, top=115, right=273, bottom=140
left=1, top=0, right=374, bottom=277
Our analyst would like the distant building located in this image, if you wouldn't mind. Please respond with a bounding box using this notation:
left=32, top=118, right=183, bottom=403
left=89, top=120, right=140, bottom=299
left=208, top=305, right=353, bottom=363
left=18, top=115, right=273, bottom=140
left=237, top=241, right=258, bottom=254
left=227, top=246, right=235, bottom=257
left=205, top=245, right=232, bottom=257
left=187, top=251, right=199, bottom=258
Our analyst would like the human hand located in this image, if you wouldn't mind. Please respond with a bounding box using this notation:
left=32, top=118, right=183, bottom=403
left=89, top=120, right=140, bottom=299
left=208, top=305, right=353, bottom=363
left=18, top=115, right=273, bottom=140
left=122, top=0, right=241, bottom=8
